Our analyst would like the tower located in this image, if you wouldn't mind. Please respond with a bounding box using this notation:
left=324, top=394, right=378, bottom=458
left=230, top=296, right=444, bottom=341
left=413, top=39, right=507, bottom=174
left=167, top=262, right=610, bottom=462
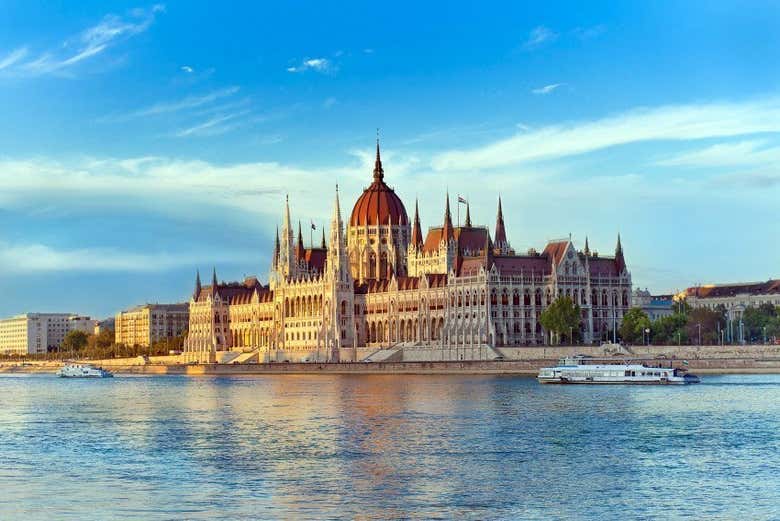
left=494, top=196, right=509, bottom=255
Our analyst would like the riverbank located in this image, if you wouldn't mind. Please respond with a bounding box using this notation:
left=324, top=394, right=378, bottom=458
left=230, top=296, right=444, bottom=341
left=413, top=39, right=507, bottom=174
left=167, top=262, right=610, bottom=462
left=3, top=353, right=780, bottom=375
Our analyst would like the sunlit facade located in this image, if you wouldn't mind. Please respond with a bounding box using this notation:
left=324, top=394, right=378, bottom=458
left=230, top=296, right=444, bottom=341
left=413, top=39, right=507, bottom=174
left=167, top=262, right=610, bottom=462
left=183, top=142, right=632, bottom=363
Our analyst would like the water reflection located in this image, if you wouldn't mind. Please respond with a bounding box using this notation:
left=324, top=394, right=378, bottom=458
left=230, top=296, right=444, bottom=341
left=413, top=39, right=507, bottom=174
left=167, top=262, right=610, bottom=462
left=0, top=374, right=779, bottom=519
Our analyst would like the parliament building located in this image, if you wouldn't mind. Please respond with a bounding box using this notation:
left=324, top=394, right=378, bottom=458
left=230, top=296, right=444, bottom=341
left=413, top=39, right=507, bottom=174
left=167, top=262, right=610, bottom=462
left=183, top=142, right=632, bottom=363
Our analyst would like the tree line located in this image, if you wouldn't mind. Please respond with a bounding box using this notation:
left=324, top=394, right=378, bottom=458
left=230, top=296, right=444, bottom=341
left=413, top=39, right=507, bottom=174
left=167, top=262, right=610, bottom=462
left=539, top=296, right=780, bottom=345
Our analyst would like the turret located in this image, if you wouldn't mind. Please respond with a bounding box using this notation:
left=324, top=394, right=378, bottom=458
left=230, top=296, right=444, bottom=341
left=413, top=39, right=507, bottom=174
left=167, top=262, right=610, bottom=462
left=615, top=233, right=626, bottom=274
left=411, top=199, right=423, bottom=249
left=494, top=196, right=508, bottom=254
left=193, top=269, right=202, bottom=300
left=584, top=236, right=590, bottom=256
left=443, top=192, right=454, bottom=242
left=464, top=201, right=472, bottom=227
left=211, top=267, right=219, bottom=298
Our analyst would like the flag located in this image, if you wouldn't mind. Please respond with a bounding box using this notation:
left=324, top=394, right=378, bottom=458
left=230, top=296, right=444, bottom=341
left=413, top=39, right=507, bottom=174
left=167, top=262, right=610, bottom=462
left=311, top=221, right=316, bottom=230
left=457, top=196, right=467, bottom=204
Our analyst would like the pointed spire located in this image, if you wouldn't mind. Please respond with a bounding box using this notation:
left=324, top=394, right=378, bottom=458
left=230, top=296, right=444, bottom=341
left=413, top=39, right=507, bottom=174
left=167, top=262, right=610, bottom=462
left=193, top=269, right=202, bottom=300
left=321, top=227, right=326, bottom=249
left=584, top=236, right=590, bottom=256
left=464, top=202, right=472, bottom=227
left=495, top=196, right=507, bottom=251
left=373, top=134, right=384, bottom=182
left=272, top=226, right=280, bottom=269
left=211, top=267, right=218, bottom=296
left=443, top=192, right=454, bottom=241
left=296, top=220, right=305, bottom=259
left=411, top=198, right=423, bottom=248
left=615, top=233, right=626, bottom=273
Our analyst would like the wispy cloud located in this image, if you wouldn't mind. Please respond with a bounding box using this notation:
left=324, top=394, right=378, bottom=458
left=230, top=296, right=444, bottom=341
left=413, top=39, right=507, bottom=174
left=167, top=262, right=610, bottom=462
left=523, top=26, right=557, bottom=50
left=101, top=86, right=240, bottom=122
left=0, top=47, right=28, bottom=70
left=532, top=83, right=563, bottom=95
left=3, top=4, right=164, bottom=77
left=180, top=65, right=194, bottom=73
left=713, top=171, right=780, bottom=188
left=658, top=139, right=780, bottom=168
left=286, top=58, right=332, bottom=73
left=573, top=25, right=607, bottom=40
left=432, top=97, right=780, bottom=171
left=0, top=241, right=251, bottom=273
left=174, top=110, right=251, bottom=138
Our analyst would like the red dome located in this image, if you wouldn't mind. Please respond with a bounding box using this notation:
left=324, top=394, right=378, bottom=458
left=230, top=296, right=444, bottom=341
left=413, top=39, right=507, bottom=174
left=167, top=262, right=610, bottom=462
left=349, top=142, right=409, bottom=227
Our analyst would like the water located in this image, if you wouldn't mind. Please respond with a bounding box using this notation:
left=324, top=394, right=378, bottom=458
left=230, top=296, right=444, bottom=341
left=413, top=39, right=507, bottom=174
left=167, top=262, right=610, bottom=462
left=1, top=374, right=779, bottom=520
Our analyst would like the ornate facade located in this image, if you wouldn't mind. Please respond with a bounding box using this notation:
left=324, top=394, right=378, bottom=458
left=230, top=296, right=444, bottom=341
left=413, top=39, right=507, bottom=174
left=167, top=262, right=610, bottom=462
left=183, top=141, right=632, bottom=363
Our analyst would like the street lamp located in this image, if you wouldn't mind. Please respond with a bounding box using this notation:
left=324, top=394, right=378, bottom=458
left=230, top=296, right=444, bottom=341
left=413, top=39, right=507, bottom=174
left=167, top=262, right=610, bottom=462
left=764, top=326, right=768, bottom=345
left=697, top=323, right=702, bottom=346
left=645, top=328, right=651, bottom=346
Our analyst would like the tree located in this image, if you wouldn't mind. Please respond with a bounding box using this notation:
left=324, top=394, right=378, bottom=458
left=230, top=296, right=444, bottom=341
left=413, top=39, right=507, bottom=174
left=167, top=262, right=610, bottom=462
left=539, top=296, right=581, bottom=344
left=619, top=307, right=652, bottom=344
left=61, top=330, right=89, bottom=353
left=651, top=313, right=687, bottom=345
left=685, top=308, right=723, bottom=345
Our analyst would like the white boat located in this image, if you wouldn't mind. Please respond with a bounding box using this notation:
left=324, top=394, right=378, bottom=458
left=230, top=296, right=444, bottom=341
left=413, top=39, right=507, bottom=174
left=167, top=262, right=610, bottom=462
left=57, top=363, right=114, bottom=378
left=538, top=357, right=700, bottom=385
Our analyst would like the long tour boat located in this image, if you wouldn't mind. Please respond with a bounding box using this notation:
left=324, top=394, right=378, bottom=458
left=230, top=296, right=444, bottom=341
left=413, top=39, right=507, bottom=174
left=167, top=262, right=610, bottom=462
left=538, top=357, right=700, bottom=385
left=57, top=363, right=114, bottom=378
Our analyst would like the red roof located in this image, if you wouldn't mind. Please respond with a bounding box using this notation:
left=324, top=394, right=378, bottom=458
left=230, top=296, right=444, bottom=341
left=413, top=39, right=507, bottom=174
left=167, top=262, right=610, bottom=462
left=588, top=257, right=619, bottom=277
left=686, top=280, right=780, bottom=298
left=542, top=241, right=568, bottom=265
left=492, top=255, right=551, bottom=276
left=349, top=142, right=409, bottom=227
left=303, top=248, right=327, bottom=273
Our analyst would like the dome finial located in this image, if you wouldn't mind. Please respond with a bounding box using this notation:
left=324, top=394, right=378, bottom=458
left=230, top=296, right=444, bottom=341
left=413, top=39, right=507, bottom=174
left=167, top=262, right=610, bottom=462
left=373, top=130, right=384, bottom=181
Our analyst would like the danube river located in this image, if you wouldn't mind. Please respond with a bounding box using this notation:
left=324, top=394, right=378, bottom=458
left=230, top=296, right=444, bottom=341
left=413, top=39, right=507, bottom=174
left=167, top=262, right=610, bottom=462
left=1, top=374, right=779, bottom=520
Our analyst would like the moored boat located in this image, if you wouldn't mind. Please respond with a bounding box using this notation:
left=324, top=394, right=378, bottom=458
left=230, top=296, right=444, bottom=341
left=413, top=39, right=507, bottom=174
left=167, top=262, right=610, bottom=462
left=538, top=357, right=700, bottom=385
left=57, top=363, right=114, bottom=378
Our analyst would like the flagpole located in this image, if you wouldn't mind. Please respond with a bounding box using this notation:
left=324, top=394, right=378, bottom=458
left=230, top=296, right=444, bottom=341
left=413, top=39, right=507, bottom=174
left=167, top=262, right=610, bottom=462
left=457, top=194, right=460, bottom=227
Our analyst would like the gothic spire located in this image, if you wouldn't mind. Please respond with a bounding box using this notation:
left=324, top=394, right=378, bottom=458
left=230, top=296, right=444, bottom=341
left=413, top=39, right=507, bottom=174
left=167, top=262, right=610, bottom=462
left=443, top=192, right=454, bottom=241
left=615, top=233, right=626, bottom=273
left=584, top=236, right=590, bottom=256
left=494, top=196, right=507, bottom=250
left=411, top=198, right=423, bottom=248
left=296, top=220, right=305, bottom=259
left=321, top=227, right=326, bottom=249
left=272, top=226, right=280, bottom=269
left=193, top=269, right=202, bottom=300
left=464, top=201, right=472, bottom=227
left=211, top=267, right=219, bottom=297
left=373, top=136, right=384, bottom=182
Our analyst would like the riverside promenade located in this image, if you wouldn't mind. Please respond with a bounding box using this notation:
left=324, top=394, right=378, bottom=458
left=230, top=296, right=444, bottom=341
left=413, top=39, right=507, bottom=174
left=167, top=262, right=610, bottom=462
left=3, top=344, right=780, bottom=375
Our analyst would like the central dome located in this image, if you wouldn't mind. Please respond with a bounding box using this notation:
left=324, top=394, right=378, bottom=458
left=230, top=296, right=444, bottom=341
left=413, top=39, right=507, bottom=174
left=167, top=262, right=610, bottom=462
left=349, top=142, right=409, bottom=227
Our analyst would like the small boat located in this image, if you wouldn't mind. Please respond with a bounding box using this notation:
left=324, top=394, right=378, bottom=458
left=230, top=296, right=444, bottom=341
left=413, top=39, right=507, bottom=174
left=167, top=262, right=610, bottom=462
left=538, top=357, right=700, bottom=385
left=58, top=363, right=114, bottom=378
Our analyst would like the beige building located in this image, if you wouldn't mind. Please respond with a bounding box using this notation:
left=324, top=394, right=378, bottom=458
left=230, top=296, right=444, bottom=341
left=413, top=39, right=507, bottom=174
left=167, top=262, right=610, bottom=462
left=681, top=280, right=780, bottom=320
left=184, top=141, right=632, bottom=363
left=0, top=313, right=97, bottom=355
left=115, top=304, right=189, bottom=347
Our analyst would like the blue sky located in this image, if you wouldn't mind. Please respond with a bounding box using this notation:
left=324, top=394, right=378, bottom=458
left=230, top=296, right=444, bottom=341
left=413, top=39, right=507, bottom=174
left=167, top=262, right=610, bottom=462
left=0, top=0, right=778, bottom=319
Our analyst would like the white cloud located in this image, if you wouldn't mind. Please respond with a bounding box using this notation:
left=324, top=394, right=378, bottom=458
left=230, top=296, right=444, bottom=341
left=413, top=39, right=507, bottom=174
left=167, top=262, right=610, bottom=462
left=658, top=139, right=780, bottom=167
left=101, top=86, right=240, bottom=121
left=181, top=65, right=194, bottom=73
left=287, top=57, right=332, bottom=73
left=432, top=97, right=780, bottom=171
left=523, top=26, right=557, bottom=50
left=0, top=241, right=251, bottom=273
left=573, top=25, right=607, bottom=40
left=173, top=109, right=252, bottom=137
left=532, top=83, right=563, bottom=95
left=6, top=5, right=164, bottom=77
left=0, top=47, right=28, bottom=70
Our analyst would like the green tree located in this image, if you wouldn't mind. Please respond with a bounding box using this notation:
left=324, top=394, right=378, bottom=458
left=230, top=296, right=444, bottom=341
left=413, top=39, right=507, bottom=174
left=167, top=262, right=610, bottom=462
left=743, top=305, right=777, bottom=342
left=651, top=313, right=688, bottom=345
left=686, top=308, right=723, bottom=345
left=61, top=330, right=89, bottom=353
left=539, top=296, right=581, bottom=344
left=619, top=307, right=652, bottom=344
